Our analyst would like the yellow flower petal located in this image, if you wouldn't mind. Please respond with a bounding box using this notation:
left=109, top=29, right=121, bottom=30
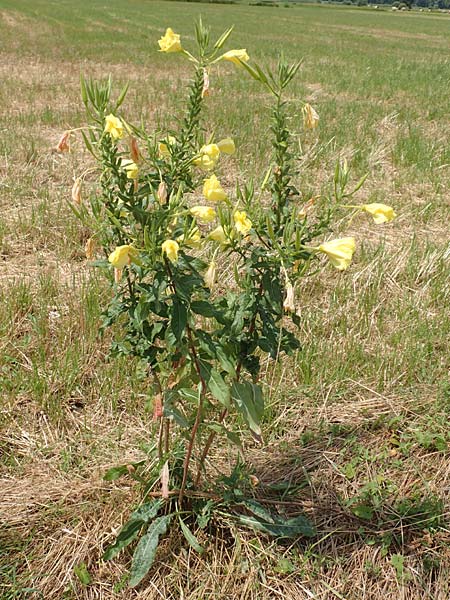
left=108, top=245, right=138, bottom=269
left=233, top=210, right=252, bottom=235
left=161, top=239, right=179, bottom=262
left=209, top=226, right=227, bottom=244
left=362, top=203, right=396, bottom=224
left=190, top=206, right=217, bottom=223
left=217, top=138, right=235, bottom=155
left=221, top=49, right=249, bottom=66
left=203, top=174, right=227, bottom=202
left=158, top=28, right=182, bottom=53
left=104, top=114, right=124, bottom=140
left=317, top=237, right=356, bottom=271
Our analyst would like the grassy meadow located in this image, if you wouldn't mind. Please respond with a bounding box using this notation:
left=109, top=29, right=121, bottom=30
left=1, top=0, right=450, bottom=598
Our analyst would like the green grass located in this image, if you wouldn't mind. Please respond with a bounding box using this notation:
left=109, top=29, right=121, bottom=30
left=0, top=1, right=449, bottom=598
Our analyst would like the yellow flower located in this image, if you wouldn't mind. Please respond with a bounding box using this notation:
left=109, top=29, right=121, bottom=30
left=108, top=245, right=139, bottom=269
left=104, top=114, right=124, bottom=140
left=283, top=281, right=296, bottom=313
left=217, top=138, right=235, bottom=155
left=122, top=159, right=139, bottom=180
left=190, top=206, right=217, bottom=223
left=193, top=143, right=220, bottom=171
left=203, top=174, right=227, bottom=203
left=158, top=28, right=182, bottom=53
left=302, top=103, right=319, bottom=130
left=234, top=210, right=252, bottom=235
left=361, top=203, right=396, bottom=224
left=317, top=237, right=356, bottom=271
left=162, top=239, right=179, bottom=262
left=158, top=136, right=176, bottom=158
left=204, top=260, right=217, bottom=289
left=209, top=226, right=227, bottom=244
left=177, top=228, right=202, bottom=249
left=221, top=49, right=249, bottom=66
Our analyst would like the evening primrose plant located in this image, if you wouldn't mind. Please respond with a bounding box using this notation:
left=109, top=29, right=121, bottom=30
left=64, top=20, right=396, bottom=587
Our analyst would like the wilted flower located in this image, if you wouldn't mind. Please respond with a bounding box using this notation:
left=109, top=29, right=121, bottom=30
left=158, top=28, right=182, bottom=53
left=190, top=206, right=216, bottom=223
left=233, top=210, right=252, bottom=235
left=204, top=260, right=217, bottom=289
left=130, top=137, right=140, bottom=163
left=202, top=68, right=210, bottom=98
left=108, top=245, right=139, bottom=269
left=55, top=131, right=70, bottom=153
left=122, top=159, right=139, bottom=180
left=302, top=103, right=319, bottom=130
left=361, top=203, right=396, bottom=224
left=217, top=138, right=235, bottom=155
left=104, top=114, right=124, bottom=140
left=283, top=280, right=296, bottom=313
left=114, top=268, right=123, bottom=283
left=162, top=239, right=179, bottom=262
left=158, top=136, right=176, bottom=158
left=85, top=237, right=96, bottom=260
left=157, top=181, right=168, bottom=204
left=203, top=174, right=227, bottom=202
left=71, top=178, right=82, bottom=205
left=221, top=49, right=249, bottom=66
left=193, top=143, right=220, bottom=171
left=317, top=237, right=356, bottom=271
left=209, top=226, right=227, bottom=244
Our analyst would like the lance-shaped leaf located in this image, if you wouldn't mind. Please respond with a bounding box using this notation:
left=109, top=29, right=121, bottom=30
left=231, top=381, right=264, bottom=441
left=129, top=515, right=170, bottom=587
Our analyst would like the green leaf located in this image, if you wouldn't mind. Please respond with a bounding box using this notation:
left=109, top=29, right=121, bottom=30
left=214, top=25, right=234, bottom=49
left=103, top=519, right=142, bottom=561
left=237, top=508, right=315, bottom=538
left=178, top=517, right=204, bottom=554
left=208, top=369, right=231, bottom=409
left=103, top=500, right=164, bottom=561
left=115, top=82, right=129, bottom=110
left=351, top=504, right=374, bottom=520
left=207, top=423, right=242, bottom=449
left=74, top=563, right=91, bottom=585
left=103, top=460, right=145, bottom=481
left=170, top=297, right=187, bottom=342
left=129, top=515, right=170, bottom=588
left=231, top=381, right=264, bottom=440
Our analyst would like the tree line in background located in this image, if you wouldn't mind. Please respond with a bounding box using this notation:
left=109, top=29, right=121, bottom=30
left=182, top=0, right=450, bottom=10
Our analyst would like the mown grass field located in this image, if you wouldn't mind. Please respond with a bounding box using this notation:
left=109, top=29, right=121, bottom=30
left=1, top=0, right=450, bottom=598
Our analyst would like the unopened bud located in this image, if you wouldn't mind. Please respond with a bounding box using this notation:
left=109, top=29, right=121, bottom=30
left=157, top=181, right=168, bottom=204
left=129, top=136, right=140, bottom=163
left=71, top=178, right=82, bottom=205
left=85, top=237, right=96, bottom=260
left=55, top=131, right=70, bottom=153
left=202, top=68, right=210, bottom=98
left=114, top=268, right=122, bottom=283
